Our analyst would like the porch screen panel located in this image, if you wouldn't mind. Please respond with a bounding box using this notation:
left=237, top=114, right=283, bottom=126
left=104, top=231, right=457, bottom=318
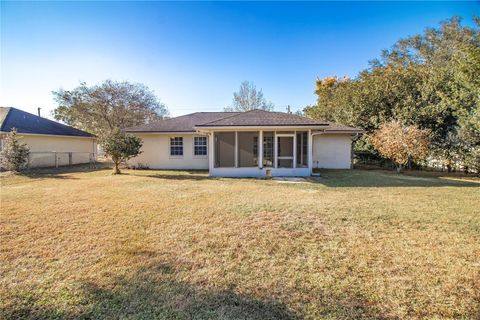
left=215, top=132, right=235, bottom=167
left=277, top=136, right=294, bottom=168
left=263, top=132, right=274, bottom=167
left=237, top=132, right=259, bottom=167
left=296, top=132, right=308, bottom=167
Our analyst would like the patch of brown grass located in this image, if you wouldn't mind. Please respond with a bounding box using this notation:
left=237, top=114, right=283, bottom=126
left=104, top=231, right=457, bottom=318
left=1, top=169, right=479, bottom=319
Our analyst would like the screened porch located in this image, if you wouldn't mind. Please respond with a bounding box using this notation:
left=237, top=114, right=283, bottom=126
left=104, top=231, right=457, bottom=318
left=209, top=130, right=312, bottom=177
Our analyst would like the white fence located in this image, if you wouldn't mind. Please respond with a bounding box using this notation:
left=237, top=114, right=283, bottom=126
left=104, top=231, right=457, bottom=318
left=27, top=152, right=96, bottom=168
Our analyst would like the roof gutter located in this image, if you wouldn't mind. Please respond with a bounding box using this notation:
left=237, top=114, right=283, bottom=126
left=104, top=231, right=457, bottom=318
left=0, top=131, right=96, bottom=139
left=124, top=131, right=197, bottom=135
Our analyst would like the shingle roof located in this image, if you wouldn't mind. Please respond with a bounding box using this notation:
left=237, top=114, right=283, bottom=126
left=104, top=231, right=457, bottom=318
left=196, top=109, right=329, bottom=127
left=124, top=109, right=363, bottom=133
left=0, top=107, right=95, bottom=137
left=125, top=112, right=240, bottom=132
left=321, top=122, right=364, bottom=133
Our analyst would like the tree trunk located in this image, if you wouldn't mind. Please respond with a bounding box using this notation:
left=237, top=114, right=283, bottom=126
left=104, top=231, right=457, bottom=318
left=113, top=161, right=121, bottom=174
left=396, top=164, right=402, bottom=173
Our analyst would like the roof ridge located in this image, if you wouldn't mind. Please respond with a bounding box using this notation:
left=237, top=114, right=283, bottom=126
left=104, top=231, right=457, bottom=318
left=139, top=112, right=195, bottom=127
left=196, top=111, right=238, bottom=114
left=195, top=109, right=276, bottom=126
left=197, top=110, right=250, bottom=126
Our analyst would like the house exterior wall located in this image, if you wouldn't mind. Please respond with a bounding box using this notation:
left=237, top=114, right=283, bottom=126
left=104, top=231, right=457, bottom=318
left=128, top=133, right=209, bottom=170
left=312, top=133, right=353, bottom=169
left=126, top=131, right=356, bottom=174
left=0, top=134, right=96, bottom=168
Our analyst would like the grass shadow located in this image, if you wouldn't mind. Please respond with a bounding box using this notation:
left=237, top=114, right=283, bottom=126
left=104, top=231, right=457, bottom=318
left=2, top=256, right=298, bottom=320
left=78, top=278, right=299, bottom=320
left=5, top=247, right=473, bottom=319
left=127, top=169, right=213, bottom=181
left=308, top=170, right=480, bottom=188
left=1, top=258, right=407, bottom=320
left=15, top=163, right=111, bottom=180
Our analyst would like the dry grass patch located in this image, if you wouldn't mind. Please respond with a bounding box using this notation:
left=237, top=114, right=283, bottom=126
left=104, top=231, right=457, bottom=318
left=1, top=168, right=479, bottom=319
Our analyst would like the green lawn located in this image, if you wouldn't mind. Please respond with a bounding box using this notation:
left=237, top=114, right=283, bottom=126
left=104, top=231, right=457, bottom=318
left=1, top=168, right=479, bottom=319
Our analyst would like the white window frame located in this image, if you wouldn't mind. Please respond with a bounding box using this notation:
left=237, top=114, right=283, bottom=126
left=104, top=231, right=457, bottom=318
left=169, top=136, right=184, bottom=157
left=193, top=135, right=208, bottom=157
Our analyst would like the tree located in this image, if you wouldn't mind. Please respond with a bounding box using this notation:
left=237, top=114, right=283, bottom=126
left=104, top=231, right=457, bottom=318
left=225, top=81, right=274, bottom=112
left=304, top=17, right=479, bottom=169
left=0, top=129, right=30, bottom=172
left=463, top=147, right=480, bottom=175
left=100, top=129, right=143, bottom=174
left=453, top=43, right=480, bottom=173
left=369, top=121, right=430, bottom=173
left=53, top=80, right=168, bottom=136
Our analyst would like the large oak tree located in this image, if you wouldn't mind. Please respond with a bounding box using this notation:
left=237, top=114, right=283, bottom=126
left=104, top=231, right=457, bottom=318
left=53, top=80, right=168, bottom=136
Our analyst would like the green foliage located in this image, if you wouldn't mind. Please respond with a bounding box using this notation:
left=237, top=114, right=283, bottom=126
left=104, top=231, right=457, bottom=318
left=304, top=17, right=480, bottom=172
left=53, top=80, right=168, bottom=136
left=100, top=129, right=143, bottom=174
left=225, top=81, right=274, bottom=112
left=0, top=129, right=30, bottom=172
left=464, top=147, right=480, bottom=174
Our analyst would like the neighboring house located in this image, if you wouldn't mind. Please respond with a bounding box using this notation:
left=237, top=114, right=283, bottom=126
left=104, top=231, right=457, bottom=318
left=0, top=107, right=96, bottom=168
left=125, top=110, right=363, bottom=177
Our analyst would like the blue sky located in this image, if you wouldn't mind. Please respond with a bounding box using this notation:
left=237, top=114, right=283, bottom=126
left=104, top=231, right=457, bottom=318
left=1, top=1, right=478, bottom=118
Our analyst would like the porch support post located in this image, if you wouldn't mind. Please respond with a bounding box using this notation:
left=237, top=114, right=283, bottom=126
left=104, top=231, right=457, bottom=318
left=258, top=130, right=263, bottom=169
left=274, top=131, right=278, bottom=168
left=209, top=132, right=215, bottom=174
left=308, top=129, right=313, bottom=175
left=293, top=131, right=297, bottom=168
left=234, top=131, right=238, bottom=168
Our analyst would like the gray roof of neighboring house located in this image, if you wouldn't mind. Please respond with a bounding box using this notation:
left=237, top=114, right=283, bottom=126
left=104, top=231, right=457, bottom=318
left=0, top=107, right=95, bottom=137
left=125, top=109, right=362, bottom=133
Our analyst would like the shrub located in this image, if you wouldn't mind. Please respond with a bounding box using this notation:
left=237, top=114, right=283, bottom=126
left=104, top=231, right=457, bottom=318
left=0, top=129, right=30, bottom=172
left=369, top=121, right=430, bottom=173
left=100, top=128, right=142, bottom=174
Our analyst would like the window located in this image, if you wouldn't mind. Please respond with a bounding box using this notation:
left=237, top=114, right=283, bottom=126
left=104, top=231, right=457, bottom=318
left=170, top=137, right=183, bottom=156
left=194, top=136, right=207, bottom=156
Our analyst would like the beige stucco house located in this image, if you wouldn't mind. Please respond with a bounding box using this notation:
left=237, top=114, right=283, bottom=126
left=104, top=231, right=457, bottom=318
left=0, top=107, right=96, bottom=168
left=126, top=110, right=363, bottom=177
